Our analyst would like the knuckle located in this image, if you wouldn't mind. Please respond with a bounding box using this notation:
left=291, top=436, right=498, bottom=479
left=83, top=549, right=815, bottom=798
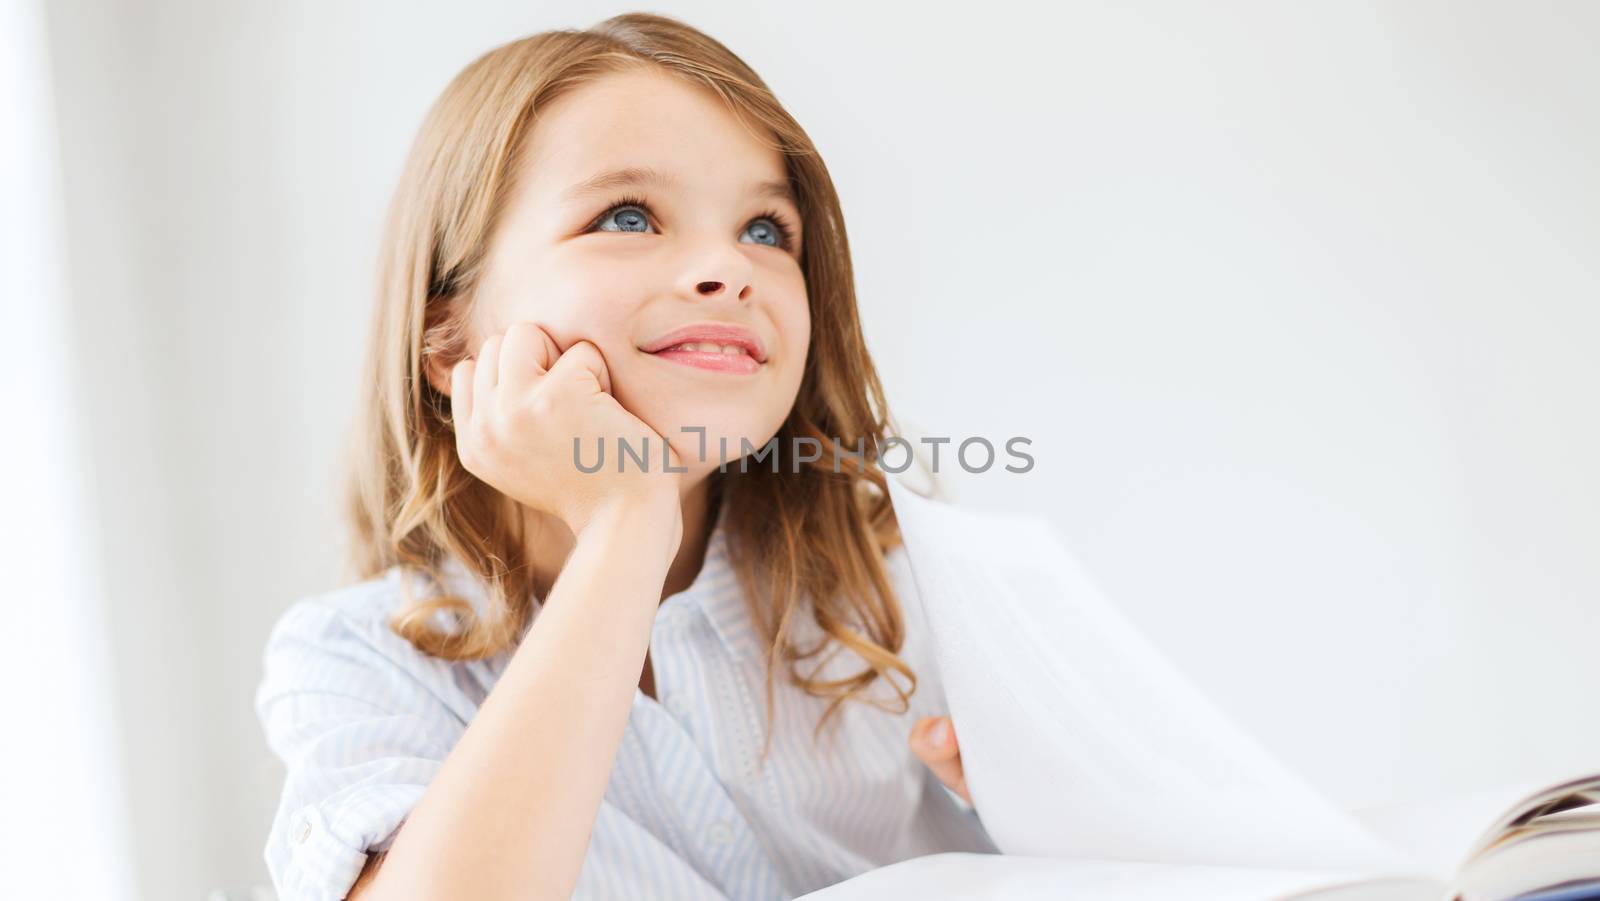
left=565, top=340, right=599, bottom=364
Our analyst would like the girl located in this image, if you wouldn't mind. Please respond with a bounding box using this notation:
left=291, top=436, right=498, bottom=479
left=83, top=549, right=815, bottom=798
left=255, top=12, right=994, bottom=901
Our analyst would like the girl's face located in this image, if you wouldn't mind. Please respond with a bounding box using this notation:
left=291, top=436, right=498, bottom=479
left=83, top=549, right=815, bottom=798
left=460, top=68, right=810, bottom=483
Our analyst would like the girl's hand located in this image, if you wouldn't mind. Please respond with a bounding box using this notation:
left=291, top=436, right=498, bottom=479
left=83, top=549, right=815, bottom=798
left=910, top=715, right=971, bottom=805
left=450, top=321, right=685, bottom=541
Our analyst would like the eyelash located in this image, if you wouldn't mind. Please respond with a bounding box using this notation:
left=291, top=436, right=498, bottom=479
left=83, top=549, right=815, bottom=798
left=590, top=193, right=799, bottom=253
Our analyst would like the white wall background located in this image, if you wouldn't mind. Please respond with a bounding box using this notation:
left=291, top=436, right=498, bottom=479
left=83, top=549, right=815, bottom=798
left=35, top=1, right=1599, bottom=897
left=2, top=0, right=137, bottom=896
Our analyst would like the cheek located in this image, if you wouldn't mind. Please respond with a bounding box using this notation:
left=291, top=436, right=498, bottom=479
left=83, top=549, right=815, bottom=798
left=772, top=275, right=812, bottom=379
left=784, top=296, right=811, bottom=363
left=490, top=259, right=644, bottom=359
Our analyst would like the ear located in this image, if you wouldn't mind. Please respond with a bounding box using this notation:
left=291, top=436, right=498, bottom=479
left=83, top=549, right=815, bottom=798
left=423, top=352, right=455, bottom=398
left=422, top=294, right=472, bottom=399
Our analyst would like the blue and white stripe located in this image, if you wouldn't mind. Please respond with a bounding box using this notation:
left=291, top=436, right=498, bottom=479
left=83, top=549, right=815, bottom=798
left=254, top=501, right=995, bottom=900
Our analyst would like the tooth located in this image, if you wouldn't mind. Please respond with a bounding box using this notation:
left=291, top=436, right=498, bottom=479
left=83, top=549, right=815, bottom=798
left=657, top=340, right=753, bottom=356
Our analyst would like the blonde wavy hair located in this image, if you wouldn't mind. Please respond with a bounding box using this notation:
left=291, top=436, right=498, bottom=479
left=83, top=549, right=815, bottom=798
left=340, top=11, right=923, bottom=756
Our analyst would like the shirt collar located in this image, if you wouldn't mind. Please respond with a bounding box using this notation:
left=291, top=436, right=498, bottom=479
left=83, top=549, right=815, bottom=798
left=682, top=497, right=765, bottom=662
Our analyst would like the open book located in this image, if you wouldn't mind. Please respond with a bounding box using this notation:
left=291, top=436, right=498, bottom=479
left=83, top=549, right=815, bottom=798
left=798, top=474, right=1600, bottom=901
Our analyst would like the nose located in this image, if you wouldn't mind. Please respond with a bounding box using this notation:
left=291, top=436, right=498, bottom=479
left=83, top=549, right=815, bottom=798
left=678, top=235, right=755, bottom=303
left=694, top=279, right=749, bottom=301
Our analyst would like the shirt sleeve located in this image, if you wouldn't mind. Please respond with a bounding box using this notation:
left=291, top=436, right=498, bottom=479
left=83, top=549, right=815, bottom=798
left=254, top=590, right=481, bottom=901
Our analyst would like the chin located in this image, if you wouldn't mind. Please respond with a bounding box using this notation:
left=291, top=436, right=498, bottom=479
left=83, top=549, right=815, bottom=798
left=625, top=389, right=754, bottom=441
left=658, top=421, right=773, bottom=469
left=618, top=377, right=796, bottom=477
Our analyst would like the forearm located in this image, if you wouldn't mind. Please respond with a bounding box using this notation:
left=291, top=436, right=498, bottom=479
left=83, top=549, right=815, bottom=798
left=361, top=496, right=677, bottom=901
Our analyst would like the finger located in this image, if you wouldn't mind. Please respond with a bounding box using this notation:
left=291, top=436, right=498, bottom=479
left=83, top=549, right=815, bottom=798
left=910, top=716, right=970, bottom=800
left=450, top=357, right=475, bottom=424
left=474, top=333, right=502, bottom=409
left=546, top=339, right=612, bottom=396
left=944, top=763, right=971, bottom=805
left=500, top=321, right=561, bottom=394
left=911, top=716, right=960, bottom=764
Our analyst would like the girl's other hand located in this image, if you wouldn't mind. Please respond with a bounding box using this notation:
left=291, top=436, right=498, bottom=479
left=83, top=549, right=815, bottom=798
left=910, top=715, right=971, bottom=805
left=450, top=321, right=685, bottom=543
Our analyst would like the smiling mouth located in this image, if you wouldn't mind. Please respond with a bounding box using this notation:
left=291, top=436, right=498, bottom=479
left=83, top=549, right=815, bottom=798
left=644, top=343, right=763, bottom=375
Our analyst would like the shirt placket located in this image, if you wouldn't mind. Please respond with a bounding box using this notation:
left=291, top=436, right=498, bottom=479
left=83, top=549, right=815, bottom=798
left=645, top=596, right=784, bottom=900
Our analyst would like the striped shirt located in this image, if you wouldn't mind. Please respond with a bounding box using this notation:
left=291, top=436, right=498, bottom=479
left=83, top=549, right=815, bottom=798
left=254, top=500, right=996, bottom=900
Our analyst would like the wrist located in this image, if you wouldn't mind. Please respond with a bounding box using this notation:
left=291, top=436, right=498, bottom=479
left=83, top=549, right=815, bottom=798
left=573, top=489, right=682, bottom=554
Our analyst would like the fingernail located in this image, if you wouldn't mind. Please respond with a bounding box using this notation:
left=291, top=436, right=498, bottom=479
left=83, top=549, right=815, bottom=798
left=928, top=718, right=949, bottom=747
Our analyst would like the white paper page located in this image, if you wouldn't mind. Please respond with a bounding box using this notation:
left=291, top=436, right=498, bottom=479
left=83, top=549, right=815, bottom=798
left=884, top=475, right=1418, bottom=874
left=1349, top=769, right=1600, bottom=878
left=795, top=852, right=1444, bottom=901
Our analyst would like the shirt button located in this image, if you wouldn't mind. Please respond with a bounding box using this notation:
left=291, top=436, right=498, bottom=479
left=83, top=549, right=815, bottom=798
left=296, top=818, right=312, bottom=844
left=708, top=821, right=735, bottom=845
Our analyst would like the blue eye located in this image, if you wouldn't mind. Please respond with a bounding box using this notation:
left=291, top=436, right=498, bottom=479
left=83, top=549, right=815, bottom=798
left=590, top=194, right=799, bottom=253
left=741, top=218, right=785, bottom=248
left=595, top=203, right=651, bottom=234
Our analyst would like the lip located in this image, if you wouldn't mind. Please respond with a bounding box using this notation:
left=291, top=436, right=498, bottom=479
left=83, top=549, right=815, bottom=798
left=639, top=321, right=768, bottom=364
left=646, top=348, right=762, bottom=375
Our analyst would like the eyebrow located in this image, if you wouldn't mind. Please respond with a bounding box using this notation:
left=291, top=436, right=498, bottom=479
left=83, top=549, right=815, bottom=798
left=560, top=165, right=798, bottom=208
